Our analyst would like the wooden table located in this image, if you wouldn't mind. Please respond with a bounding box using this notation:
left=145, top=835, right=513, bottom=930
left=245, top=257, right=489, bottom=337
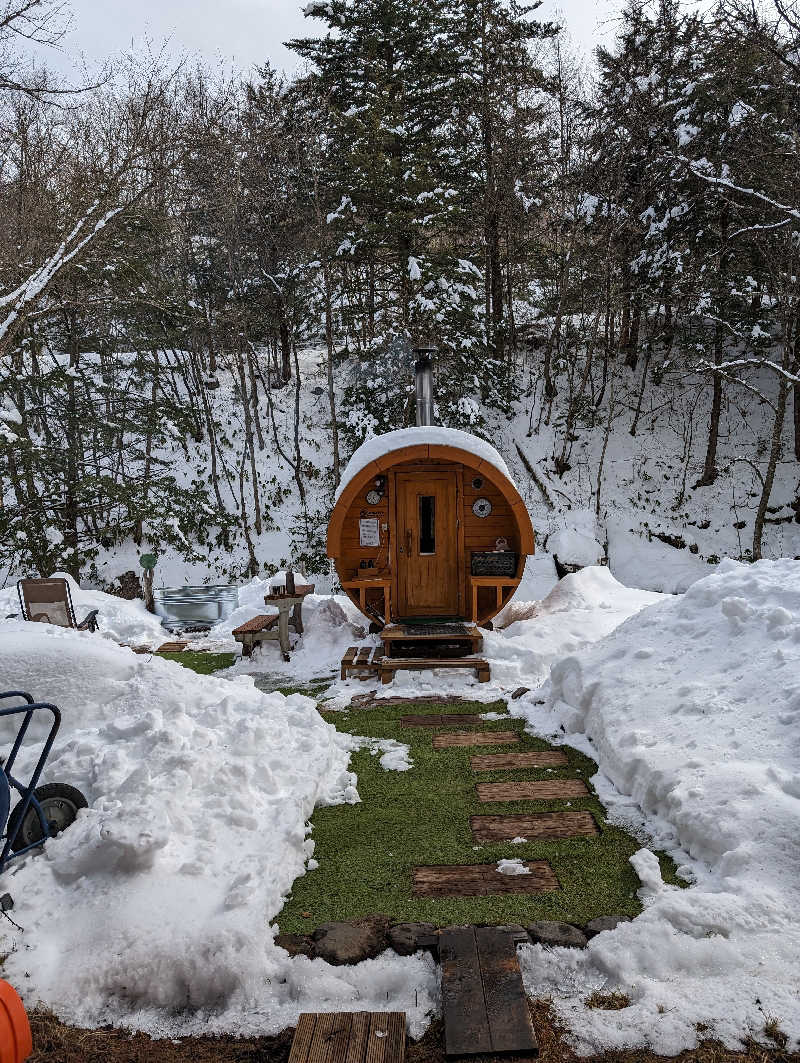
left=232, top=587, right=313, bottom=661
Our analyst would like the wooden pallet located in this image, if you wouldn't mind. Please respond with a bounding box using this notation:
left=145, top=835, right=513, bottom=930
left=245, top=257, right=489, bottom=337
left=380, top=657, right=490, bottom=685
left=341, top=645, right=383, bottom=681
left=289, top=1012, right=406, bottom=1063
left=400, top=714, right=484, bottom=728
left=156, top=640, right=189, bottom=653
left=413, top=861, right=559, bottom=897
left=440, top=926, right=538, bottom=1057
left=476, top=779, right=589, bottom=803
left=471, top=811, right=599, bottom=843
left=433, top=730, right=520, bottom=750
left=470, top=751, right=568, bottom=771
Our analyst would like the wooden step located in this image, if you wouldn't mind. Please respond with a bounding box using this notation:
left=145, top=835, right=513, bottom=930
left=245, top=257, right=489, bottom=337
left=471, top=811, right=599, bottom=843
left=440, top=926, right=538, bottom=1057
left=433, top=731, right=520, bottom=750
left=476, top=779, right=589, bottom=803
left=380, top=657, right=490, bottom=685
left=413, top=861, right=559, bottom=897
left=341, top=646, right=383, bottom=681
left=471, top=751, right=568, bottom=771
left=156, top=641, right=189, bottom=653
left=289, top=1012, right=406, bottom=1063
left=400, top=714, right=484, bottom=728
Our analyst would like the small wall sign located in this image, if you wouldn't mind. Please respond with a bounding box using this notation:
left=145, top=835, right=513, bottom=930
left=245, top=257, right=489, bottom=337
left=359, top=517, right=381, bottom=547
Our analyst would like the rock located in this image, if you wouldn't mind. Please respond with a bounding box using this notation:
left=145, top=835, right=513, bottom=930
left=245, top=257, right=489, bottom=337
left=527, top=921, right=587, bottom=948
left=584, top=915, right=632, bottom=938
left=312, top=917, right=390, bottom=965
left=274, top=932, right=314, bottom=958
left=493, top=924, right=530, bottom=943
left=511, top=687, right=530, bottom=700
left=387, top=922, right=439, bottom=957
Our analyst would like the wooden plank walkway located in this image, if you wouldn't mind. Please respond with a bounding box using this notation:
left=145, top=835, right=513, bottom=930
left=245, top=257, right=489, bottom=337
left=471, top=811, right=599, bottom=843
left=476, top=780, right=589, bottom=803
left=440, top=927, right=538, bottom=1057
left=289, top=1012, right=406, bottom=1063
left=413, top=862, right=559, bottom=897
left=470, top=751, right=568, bottom=771
left=433, top=731, right=520, bottom=750
left=400, top=714, right=483, bottom=728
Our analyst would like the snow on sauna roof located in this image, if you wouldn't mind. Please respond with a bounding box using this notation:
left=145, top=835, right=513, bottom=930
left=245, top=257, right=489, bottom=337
left=336, top=426, right=515, bottom=500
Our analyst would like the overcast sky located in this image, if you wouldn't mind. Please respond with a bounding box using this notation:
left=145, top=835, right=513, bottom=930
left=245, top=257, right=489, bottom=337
left=32, top=0, right=623, bottom=81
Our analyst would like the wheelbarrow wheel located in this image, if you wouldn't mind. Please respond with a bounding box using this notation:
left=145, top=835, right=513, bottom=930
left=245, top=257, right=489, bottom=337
left=7, top=783, right=87, bottom=852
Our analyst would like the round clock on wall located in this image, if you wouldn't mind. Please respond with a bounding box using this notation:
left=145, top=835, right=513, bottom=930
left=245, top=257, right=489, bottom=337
left=366, top=489, right=382, bottom=505
left=472, top=497, right=492, bottom=518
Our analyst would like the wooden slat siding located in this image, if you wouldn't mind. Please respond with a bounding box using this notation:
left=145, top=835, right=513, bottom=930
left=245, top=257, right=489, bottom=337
left=475, top=927, right=538, bottom=1056
left=400, top=714, right=484, bottom=728
left=433, top=731, right=520, bottom=750
left=471, top=751, right=568, bottom=771
left=413, top=862, right=559, bottom=897
left=288, top=1013, right=318, bottom=1063
left=471, top=811, right=600, bottom=843
left=476, top=779, right=590, bottom=803
left=440, top=928, right=493, bottom=1056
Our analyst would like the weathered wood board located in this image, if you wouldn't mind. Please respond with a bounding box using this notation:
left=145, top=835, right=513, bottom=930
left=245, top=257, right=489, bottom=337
left=413, top=862, right=559, bottom=897
left=476, top=780, right=589, bottom=803
left=471, top=811, right=599, bottom=843
left=400, top=714, right=484, bottom=728
left=289, top=1012, right=406, bottom=1063
left=433, top=731, right=520, bottom=750
left=440, top=926, right=538, bottom=1057
left=470, top=751, right=568, bottom=771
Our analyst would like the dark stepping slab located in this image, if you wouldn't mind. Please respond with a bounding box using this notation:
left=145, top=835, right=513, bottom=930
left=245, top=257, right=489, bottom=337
left=585, top=914, right=632, bottom=937
left=401, top=713, right=484, bottom=728
left=471, top=750, right=568, bottom=771
left=528, top=921, right=588, bottom=948
left=476, top=779, right=589, bottom=803
left=413, top=861, right=559, bottom=897
left=471, top=811, right=599, bottom=843
left=289, top=1012, right=406, bottom=1063
left=440, top=926, right=538, bottom=1057
left=433, top=730, right=520, bottom=749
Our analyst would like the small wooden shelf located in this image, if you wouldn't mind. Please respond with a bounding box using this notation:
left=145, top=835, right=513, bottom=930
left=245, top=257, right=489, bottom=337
left=469, top=575, right=522, bottom=622
left=341, top=577, right=391, bottom=624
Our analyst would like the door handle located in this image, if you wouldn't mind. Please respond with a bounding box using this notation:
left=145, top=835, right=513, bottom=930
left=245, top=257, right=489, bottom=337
left=406, top=529, right=412, bottom=557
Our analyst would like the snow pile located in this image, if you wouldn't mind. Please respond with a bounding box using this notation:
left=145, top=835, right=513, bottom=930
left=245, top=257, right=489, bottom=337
left=514, top=558, right=800, bottom=1054
left=335, top=426, right=515, bottom=499
left=607, top=521, right=714, bottom=593
left=0, top=572, right=168, bottom=647
left=496, top=858, right=531, bottom=876
left=549, top=527, right=604, bottom=567
left=0, top=625, right=437, bottom=1037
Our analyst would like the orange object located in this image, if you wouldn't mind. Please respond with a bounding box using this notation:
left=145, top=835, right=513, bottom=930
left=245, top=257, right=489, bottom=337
left=0, top=980, right=32, bottom=1063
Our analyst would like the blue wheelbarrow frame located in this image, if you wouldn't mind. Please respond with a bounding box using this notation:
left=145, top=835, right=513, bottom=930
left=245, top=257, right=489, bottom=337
left=0, top=691, right=63, bottom=874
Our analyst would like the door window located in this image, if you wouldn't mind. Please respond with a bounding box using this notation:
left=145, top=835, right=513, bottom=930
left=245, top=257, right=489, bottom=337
left=419, top=496, right=435, bottom=554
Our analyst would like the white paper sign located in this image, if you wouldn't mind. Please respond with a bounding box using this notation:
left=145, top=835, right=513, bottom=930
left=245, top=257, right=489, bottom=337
left=359, top=517, right=380, bottom=547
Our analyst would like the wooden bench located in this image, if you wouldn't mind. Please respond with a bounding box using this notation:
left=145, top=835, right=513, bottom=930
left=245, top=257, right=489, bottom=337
left=232, top=613, right=280, bottom=657
left=340, top=645, right=383, bottom=681
left=379, top=656, right=490, bottom=684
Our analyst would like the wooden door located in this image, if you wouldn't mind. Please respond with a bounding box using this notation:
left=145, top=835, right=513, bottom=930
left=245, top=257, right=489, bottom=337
left=395, top=471, right=460, bottom=618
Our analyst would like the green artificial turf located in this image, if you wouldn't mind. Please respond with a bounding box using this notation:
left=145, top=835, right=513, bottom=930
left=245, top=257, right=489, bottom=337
left=276, top=699, right=684, bottom=934
left=155, top=650, right=236, bottom=674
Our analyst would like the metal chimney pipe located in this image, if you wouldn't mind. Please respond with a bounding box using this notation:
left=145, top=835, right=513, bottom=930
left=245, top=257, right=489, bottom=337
left=413, top=344, right=436, bottom=426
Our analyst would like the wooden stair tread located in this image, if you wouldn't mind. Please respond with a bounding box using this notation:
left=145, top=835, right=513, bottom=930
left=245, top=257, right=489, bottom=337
left=380, top=656, right=488, bottom=669
left=400, top=714, right=484, bottom=728
left=289, top=1012, right=406, bottom=1063
left=413, top=861, right=558, bottom=897
left=433, top=731, right=520, bottom=749
left=471, top=751, right=568, bottom=771
left=471, top=811, right=599, bottom=843
left=476, top=779, right=589, bottom=802
left=440, top=926, right=538, bottom=1057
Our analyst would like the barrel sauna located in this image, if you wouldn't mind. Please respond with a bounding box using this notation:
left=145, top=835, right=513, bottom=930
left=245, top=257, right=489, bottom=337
left=327, top=426, right=535, bottom=627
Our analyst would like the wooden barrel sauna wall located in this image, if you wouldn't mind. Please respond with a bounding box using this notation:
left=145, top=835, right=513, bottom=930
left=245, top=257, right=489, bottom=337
left=327, top=429, right=535, bottom=626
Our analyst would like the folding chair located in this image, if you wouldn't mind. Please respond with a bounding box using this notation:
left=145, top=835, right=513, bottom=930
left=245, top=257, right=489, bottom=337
left=16, top=578, right=99, bottom=632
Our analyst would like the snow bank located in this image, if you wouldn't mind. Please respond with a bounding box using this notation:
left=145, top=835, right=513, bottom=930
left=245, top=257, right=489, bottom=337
left=514, top=558, right=800, bottom=1054
left=0, top=625, right=438, bottom=1037
left=607, top=522, right=714, bottom=594
left=335, top=426, right=515, bottom=500
left=0, top=572, right=168, bottom=647
left=549, top=528, right=604, bottom=567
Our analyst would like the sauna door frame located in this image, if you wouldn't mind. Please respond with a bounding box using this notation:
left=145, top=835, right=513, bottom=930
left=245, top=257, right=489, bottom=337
left=390, top=464, right=465, bottom=620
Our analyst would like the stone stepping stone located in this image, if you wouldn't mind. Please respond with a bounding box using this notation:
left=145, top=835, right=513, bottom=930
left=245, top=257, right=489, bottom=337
left=476, top=779, right=589, bottom=802
left=440, top=926, right=538, bottom=1056
left=471, top=811, right=599, bottom=843
left=471, top=750, right=568, bottom=771
left=289, top=1012, right=405, bottom=1063
left=413, top=861, right=559, bottom=897
left=401, top=713, right=484, bottom=728
left=433, top=730, right=520, bottom=749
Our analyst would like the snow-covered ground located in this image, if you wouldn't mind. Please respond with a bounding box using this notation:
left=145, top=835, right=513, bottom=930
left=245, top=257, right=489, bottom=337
left=0, top=624, right=438, bottom=1038
left=513, top=558, right=800, bottom=1054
